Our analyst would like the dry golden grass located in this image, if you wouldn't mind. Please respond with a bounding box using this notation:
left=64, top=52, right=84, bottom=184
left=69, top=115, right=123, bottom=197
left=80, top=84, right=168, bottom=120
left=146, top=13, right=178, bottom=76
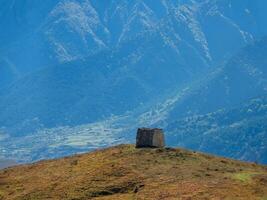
left=0, top=144, right=267, bottom=200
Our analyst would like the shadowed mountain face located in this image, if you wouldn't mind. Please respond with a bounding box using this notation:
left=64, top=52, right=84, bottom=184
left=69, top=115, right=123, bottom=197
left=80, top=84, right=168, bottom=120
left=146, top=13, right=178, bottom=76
left=166, top=38, right=267, bottom=119
left=0, top=0, right=267, bottom=163
left=139, top=38, right=267, bottom=164
left=166, top=95, right=267, bottom=164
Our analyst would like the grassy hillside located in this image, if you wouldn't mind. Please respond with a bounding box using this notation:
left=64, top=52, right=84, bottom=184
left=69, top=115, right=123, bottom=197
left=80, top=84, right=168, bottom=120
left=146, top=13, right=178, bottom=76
left=0, top=145, right=267, bottom=200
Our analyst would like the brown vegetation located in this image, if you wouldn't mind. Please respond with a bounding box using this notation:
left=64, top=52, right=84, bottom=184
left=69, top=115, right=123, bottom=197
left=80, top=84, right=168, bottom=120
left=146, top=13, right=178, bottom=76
left=0, top=145, right=267, bottom=200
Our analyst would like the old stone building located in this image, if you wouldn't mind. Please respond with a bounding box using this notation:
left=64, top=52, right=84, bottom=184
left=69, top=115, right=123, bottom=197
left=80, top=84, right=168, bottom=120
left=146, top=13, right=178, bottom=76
left=136, top=128, right=165, bottom=148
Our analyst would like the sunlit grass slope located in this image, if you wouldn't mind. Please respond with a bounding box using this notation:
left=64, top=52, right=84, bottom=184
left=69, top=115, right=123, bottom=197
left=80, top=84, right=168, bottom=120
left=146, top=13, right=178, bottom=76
left=0, top=144, right=267, bottom=200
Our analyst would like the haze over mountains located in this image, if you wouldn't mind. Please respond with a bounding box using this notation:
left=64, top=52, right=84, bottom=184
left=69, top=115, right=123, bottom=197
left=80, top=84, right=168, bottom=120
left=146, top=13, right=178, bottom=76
left=0, top=0, right=267, bottom=163
left=0, top=159, right=17, bottom=170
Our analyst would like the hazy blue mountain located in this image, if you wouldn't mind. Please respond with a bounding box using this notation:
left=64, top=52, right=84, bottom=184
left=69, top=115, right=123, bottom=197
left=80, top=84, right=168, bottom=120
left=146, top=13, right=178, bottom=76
left=0, top=0, right=267, bottom=163
left=2, top=0, right=267, bottom=82
left=145, top=37, right=267, bottom=164
left=1, top=0, right=267, bottom=82
left=1, top=0, right=267, bottom=132
left=0, top=159, right=17, bottom=169
left=1, top=38, right=267, bottom=163
left=166, top=37, right=267, bottom=120
left=166, top=95, right=267, bottom=164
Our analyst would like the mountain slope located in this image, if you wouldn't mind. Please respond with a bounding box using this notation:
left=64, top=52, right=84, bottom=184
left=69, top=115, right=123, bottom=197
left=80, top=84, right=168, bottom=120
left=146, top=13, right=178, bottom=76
left=1, top=38, right=267, bottom=163
left=165, top=37, right=267, bottom=120
left=135, top=38, right=267, bottom=164
left=1, top=0, right=267, bottom=131
left=0, top=145, right=267, bottom=200
left=1, top=0, right=267, bottom=164
left=166, top=95, right=267, bottom=164
left=131, top=38, right=267, bottom=164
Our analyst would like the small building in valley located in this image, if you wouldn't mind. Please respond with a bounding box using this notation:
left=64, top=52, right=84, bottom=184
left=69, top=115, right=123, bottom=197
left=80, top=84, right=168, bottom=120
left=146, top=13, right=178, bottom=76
left=136, top=128, right=165, bottom=148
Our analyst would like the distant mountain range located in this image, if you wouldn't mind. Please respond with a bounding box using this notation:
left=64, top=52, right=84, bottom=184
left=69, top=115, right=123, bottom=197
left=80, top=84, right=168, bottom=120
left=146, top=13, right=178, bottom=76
left=0, top=0, right=267, bottom=163
left=0, top=159, right=17, bottom=169
left=150, top=38, right=267, bottom=163
left=166, top=95, right=267, bottom=164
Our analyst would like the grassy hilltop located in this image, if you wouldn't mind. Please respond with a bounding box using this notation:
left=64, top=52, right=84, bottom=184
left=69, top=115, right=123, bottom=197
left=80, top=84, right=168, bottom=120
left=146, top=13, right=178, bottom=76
left=0, top=145, right=267, bottom=200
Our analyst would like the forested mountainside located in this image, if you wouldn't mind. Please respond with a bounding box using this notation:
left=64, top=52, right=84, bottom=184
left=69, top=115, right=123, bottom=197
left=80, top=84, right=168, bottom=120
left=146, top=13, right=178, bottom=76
left=166, top=95, right=267, bottom=164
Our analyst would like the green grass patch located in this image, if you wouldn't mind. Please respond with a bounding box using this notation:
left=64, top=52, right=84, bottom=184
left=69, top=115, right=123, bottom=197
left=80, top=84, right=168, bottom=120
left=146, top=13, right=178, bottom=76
left=232, top=172, right=255, bottom=183
left=0, top=190, right=4, bottom=200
